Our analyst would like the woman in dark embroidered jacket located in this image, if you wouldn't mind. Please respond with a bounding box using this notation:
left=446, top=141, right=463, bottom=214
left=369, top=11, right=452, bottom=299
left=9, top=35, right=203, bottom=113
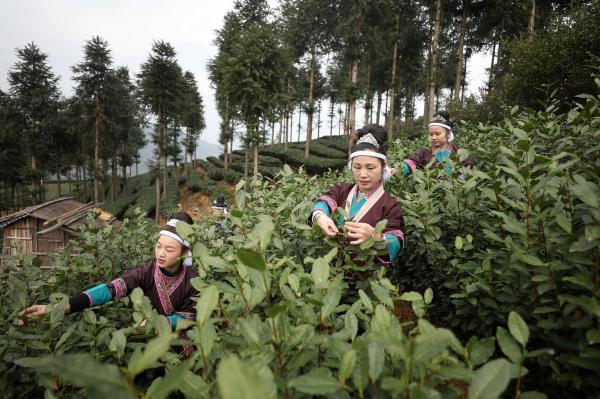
left=395, top=110, right=473, bottom=177
left=19, top=212, right=198, bottom=330
left=311, top=124, right=404, bottom=265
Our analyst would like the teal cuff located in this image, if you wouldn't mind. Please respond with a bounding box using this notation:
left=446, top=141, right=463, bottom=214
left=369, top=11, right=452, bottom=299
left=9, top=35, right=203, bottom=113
left=312, top=201, right=331, bottom=217
left=401, top=162, right=411, bottom=177
left=84, top=284, right=113, bottom=307
left=168, top=314, right=184, bottom=330
left=384, top=234, right=402, bottom=262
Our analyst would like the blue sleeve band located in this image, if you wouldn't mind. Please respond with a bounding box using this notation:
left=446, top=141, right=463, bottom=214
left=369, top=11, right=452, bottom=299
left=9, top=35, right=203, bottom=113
left=384, top=234, right=402, bottom=262
left=312, top=201, right=331, bottom=217
left=168, top=314, right=184, bottom=330
left=401, top=162, right=411, bottom=177
left=84, top=284, right=113, bottom=307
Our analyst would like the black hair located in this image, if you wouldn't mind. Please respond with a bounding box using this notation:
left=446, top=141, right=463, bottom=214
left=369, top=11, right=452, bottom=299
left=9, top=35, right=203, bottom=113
left=430, top=110, right=453, bottom=130
left=169, top=212, right=193, bottom=224
left=351, top=124, right=389, bottom=155
left=162, top=212, right=193, bottom=238
left=214, top=195, right=226, bottom=207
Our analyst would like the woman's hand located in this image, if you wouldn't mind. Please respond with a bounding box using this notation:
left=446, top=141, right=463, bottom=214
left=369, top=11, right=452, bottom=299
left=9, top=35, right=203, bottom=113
left=345, top=221, right=377, bottom=245
left=18, top=304, right=49, bottom=325
left=316, top=214, right=339, bottom=237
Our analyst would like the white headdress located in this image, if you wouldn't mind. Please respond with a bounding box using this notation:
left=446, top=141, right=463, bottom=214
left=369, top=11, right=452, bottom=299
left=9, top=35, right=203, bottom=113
left=160, top=219, right=193, bottom=266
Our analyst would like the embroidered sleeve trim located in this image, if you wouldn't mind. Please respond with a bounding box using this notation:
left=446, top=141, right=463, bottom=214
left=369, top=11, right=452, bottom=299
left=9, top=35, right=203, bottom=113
left=403, top=159, right=417, bottom=172
left=384, top=229, right=404, bottom=241
left=318, top=195, right=337, bottom=212
left=111, top=277, right=127, bottom=300
left=176, top=311, right=196, bottom=320
left=83, top=292, right=93, bottom=307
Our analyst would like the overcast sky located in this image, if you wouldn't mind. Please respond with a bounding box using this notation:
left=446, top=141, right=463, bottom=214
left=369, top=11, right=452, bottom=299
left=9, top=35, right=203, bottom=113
left=0, top=0, right=491, bottom=148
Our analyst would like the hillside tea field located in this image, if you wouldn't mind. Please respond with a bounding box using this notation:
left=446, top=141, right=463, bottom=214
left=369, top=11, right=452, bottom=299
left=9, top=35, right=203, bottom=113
left=1, top=92, right=600, bottom=398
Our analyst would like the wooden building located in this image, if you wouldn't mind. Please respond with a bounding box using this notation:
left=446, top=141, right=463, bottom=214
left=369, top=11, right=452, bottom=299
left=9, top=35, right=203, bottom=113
left=0, top=197, right=114, bottom=269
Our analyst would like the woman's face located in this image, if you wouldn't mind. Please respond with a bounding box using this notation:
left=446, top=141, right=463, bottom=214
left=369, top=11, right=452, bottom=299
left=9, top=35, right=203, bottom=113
left=428, top=125, right=449, bottom=148
left=351, top=154, right=383, bottom=192
left=155, top=235, right=184, bottom=271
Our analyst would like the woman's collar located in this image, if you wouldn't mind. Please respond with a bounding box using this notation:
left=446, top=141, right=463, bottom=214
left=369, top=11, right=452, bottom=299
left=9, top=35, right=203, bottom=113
left=357, top=181, right=383, bottom=197
left=158, top=262, right=183, bottom=277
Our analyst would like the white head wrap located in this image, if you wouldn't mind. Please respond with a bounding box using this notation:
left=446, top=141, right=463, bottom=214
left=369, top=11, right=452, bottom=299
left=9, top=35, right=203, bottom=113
left=429, top=112, right=454, bottom=143
left=160, top=219, right=193, bottom=266
left=349, top=132, right=388, bottom=183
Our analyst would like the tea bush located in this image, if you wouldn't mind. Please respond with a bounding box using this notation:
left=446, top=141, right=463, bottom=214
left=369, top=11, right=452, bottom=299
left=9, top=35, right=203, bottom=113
left=386, top=91, right=600, bottom=396
left=3, top=88, right=600, bottom=398
left=0, top=172, right=526, bottom=399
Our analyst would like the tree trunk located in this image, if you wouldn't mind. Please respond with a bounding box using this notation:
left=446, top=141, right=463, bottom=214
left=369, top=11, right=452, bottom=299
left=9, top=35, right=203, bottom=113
left=155, top=174, right=160, bottom=223
left=297, top=108, right=302, bottom=142
left=388, top=14, right=400, bottom=141
left=122, top=162, right=127, bottom=195
left=243, top=146, right=249, bottom=180
left=94, top=94, right=101, bottom=204
left=284, top=110, right=289, bottom=150
left=162, top=121, right=168, bottom=200
left=102, top=158, right=108, bottom=202
left=184, top=128, right=189, bottom=178
left=57, top=164, right=62, bottom=197
left=253, top=141, right=259, bottom=177
left=454, top=1, right=467, bottom=102
left=376, top=91, right=382, bottom=125
left=224, top=139, right=229, bottom=174
left=111, top=149, right=117, bottom=202
left=338, top=106, right=342, bottom=136
left=384, top=90, right=389, bottom=127
left=278, top=117, right=283, bottom=144
left=488, top=41, right=497, bottom=92
left=405, top=87, right=413, bottom=127
left=461, top=49, right=468, bottom=102
left=528, top=0, right=536, bottom=39
left=305, top=49, right=316, bottom=160
left=329, top=97, right=335, bottom=136
left=425, top=0, right=442, bottom=125
left=285, top=76, right=292, bottom=151
left=82, top=144, right=88, bottom=202
left=348, top=60, right=358, bottom=154
left=271, top=120, right=275, bottom=144
left=344, top=101, right=349, bottom=138
left=364, top=63, right=372, bottom=125
left=317, top=99, right=322, bottom=138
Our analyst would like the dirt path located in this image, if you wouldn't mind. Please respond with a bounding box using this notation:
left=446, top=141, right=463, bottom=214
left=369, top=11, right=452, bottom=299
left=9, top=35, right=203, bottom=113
left=179, top=187, right=213, bottom=219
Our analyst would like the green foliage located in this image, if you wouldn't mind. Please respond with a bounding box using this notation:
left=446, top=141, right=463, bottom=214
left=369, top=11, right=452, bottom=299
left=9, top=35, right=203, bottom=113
left=101, top=193, right=137, bottom=218
left=186, top=169, right=220, bottom=197
left=260, top=144, right=346, bottom=174
left=5, top=85, right=600, bottom=397
left=387, top=89, right=600, bottom=396
left=288, top=140, right=347, bottom=159
left=207, top=156, right=224, bottom=168
left=501, top=1, right=600, bottom=109
left=207, top=167, right=225, bottom=181
left=1, top=168, right=516, bottom=399
left=314, top=135, right=349, bottom=153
